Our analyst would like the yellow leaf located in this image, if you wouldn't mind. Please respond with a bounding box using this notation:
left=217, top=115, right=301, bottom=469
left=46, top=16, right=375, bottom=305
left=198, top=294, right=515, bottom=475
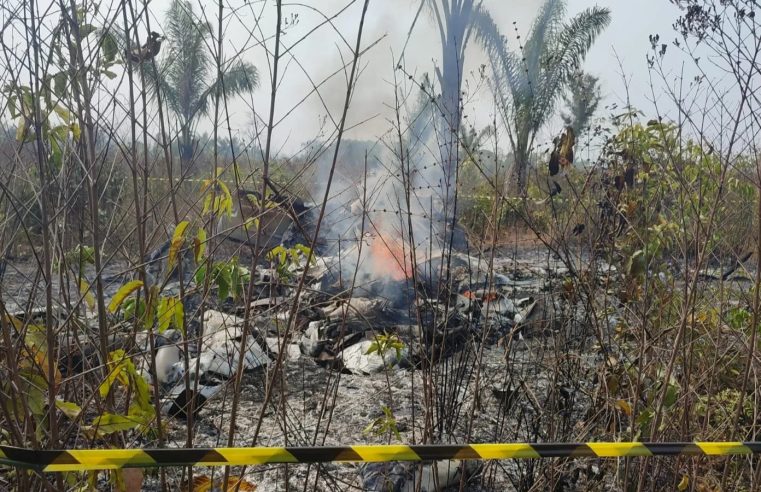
left=202, top=189, right=213, bottom=216
left=52, top=104, right=71, bottom=122
left=80, top=279, right=95, bottom=311
left=615, top=399, right=632, bottom=416
left=168, top=221, right=190, bottom=270
left=157, top=297, right=184, bottom=334
left=173, top=298, right=184, bottom=334
left=233, top=162, right=242, bottom=183
left=15, top=116, right=27, bottom=141
left=201, top=177, right=234, bottom=218
left=99, top=350, right=130, bottom=399
left=194, top=228, right=207, bottom=264
left=677, top=475, right=689, bottom=491
left=108, top=280, right=144, bottom=313
left=244, top=217, right=259, bottom=230
left=217, top=180, right=233, bottom=217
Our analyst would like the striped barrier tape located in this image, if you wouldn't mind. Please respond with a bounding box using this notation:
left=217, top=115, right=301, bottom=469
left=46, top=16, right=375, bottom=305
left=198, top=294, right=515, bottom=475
left=0, top=442, right=758, bottom=472
left=147, top=176, right=226, bottom=184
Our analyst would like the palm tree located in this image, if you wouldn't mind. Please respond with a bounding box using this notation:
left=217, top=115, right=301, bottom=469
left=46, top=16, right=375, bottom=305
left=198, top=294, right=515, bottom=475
left=476, top=0, right=610, bottom=192
left=423, top=1, right=499, bottom=205
left=561, top=71, right=602, bottom=135
left=146, top=0, right=258, bottom=173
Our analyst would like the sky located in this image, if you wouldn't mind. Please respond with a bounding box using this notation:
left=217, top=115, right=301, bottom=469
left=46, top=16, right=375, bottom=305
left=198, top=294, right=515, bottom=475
left=17, top=0, right=689, bottom=156
left=147, top=0, right=685, bottom=155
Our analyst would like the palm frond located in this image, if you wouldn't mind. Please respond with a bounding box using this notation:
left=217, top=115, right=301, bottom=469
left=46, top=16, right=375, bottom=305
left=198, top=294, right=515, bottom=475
left=193, top=61, right=259, bottom=118
left=220, top=60, right=259, bottom=95
left=454, top=0, right=479, bottom=58
left=143, top=58, right=180, bottom=115
left=165, top=0, right=197, bottom=51
left=548, top=7, right=611, bottom=83
left=522, top=0, right=565, bottom=82
left=471, top=4, right=522, bottom=104
left=164, top=0, right=212, bottom=121
left=561, top=72, right=601, bottom=132
left=532, top=6, right=610, bottom=125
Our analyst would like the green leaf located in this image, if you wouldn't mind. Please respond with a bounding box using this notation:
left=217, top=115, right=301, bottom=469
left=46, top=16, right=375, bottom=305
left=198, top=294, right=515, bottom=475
left=20, top=89, right=33, bottom=117
left=231, top=261, right=241, bottom=301
left=7, top=94, right=18, bottom=118
left=664, top=382, right=679, bottom=408
left=295, top=244, right=312, bottom=260
left=26, top=385, right=46, bottom=416
left=288, top=248, right=301, bottom=265
left=49, top=135, right=63, bottom=169
left=108, top=280, right=144, bottom=313
left=156, top=297, right=172, bottom=334
left=144, top=285, right=158, bottom=329
left=79, top=24, right=97, bottom=38
left=53, top=72, right=67, bottom=98
left=87, top=471, right=98, bottom=489
left=194, top=263, right=207, bottom=285
left=627, top=249, right=647, bottom=278
left=266, top=245, right=284, bottom=263
left=215, top=265, right=231, bottom=301
left=87, top=413, right=141, bottom=436
left=101, top=32, right=118, bottom=63
left=122, top=297, right=146, bottom=321
left=56, top=399, right=82, bottom=419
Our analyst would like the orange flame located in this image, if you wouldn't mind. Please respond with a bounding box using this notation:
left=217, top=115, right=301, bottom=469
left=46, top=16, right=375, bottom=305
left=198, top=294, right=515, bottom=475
left=368, top=235, right=411, bottom=281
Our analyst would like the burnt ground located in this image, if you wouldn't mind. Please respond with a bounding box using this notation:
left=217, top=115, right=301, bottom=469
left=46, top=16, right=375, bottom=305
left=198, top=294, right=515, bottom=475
left=1, top=239, right=754, bottom=491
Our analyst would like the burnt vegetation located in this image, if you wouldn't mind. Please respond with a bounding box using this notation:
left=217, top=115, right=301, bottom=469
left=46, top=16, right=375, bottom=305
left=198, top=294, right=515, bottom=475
left=0, top=0, right=760, bottom=490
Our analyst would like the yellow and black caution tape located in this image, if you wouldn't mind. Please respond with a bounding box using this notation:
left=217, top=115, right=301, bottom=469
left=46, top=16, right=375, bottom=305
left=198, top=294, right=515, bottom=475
left=0, top=442, right=758, bottom=472
left=146, top=176, right=237, bottom=185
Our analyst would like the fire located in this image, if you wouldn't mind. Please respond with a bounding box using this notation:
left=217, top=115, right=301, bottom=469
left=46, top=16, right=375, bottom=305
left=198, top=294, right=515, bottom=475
left=368, top=234, right=411, bottom=281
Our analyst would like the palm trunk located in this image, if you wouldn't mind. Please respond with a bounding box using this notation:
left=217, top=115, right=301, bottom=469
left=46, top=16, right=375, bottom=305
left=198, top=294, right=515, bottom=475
left=514, top=147, right=528, bottom=194
left=440, top=54, right=461, bottom=204
left=179, top=125, right=194, bottom=175
left=511, top=136, right=530, bottom=195
left=437, top=6, right=467, bottom=222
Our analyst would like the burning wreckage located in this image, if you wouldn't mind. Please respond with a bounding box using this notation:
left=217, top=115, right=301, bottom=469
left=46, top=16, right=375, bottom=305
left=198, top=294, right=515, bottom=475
left=133, top=180, right=544, bottom=420
left=41, top=174, right=565, bottom=489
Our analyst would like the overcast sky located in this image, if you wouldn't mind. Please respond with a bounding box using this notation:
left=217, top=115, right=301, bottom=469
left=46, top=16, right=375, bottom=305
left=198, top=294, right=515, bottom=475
left=143, top=0, right=688, bottom=155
